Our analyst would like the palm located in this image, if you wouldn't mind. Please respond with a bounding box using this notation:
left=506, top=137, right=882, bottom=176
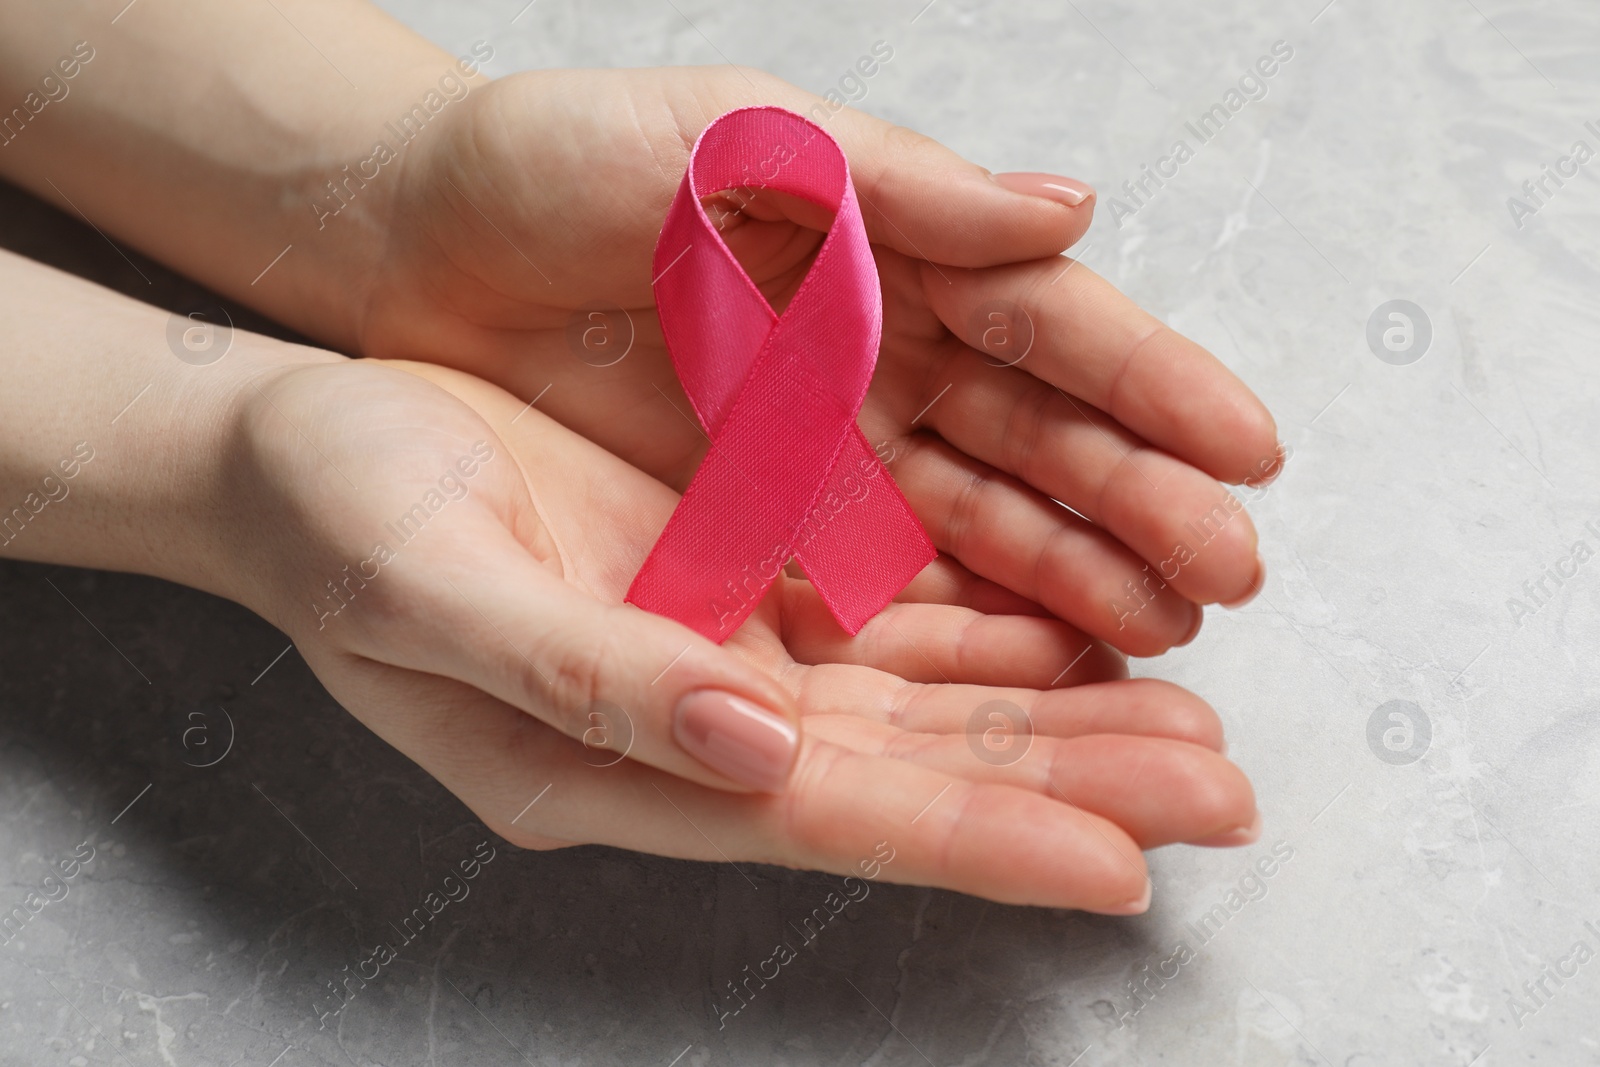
left=358, top=66, right=1282, bottom=660
left=238, top=357, right=1254, bottom=910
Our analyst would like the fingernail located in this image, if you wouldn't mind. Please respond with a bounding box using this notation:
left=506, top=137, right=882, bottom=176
left=1246, top=440, right=1288, bottom=488
left=1193, top=811, right=1262, bottom=848
left=1176, top=605, right=1204, bottom=647
left=1102, top=881, right=1152, bottom=915
left=1221, top=554, right=1266, bottom=609
left=673, top=690, right=798, bottom=793
left=990, top=171, right=1095, bottom=207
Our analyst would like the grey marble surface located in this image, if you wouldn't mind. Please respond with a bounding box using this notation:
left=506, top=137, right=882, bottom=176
left=3, top=1, right=1599, bottom=1064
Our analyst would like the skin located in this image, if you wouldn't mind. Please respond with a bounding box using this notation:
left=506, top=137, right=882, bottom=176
left=0, top=1, right=1282, bottom=657
left=0, top=251, right=1253, bottom=912
left=0, top=0, right=1279, bottom=910
left=356, top=67, right=1284, bottom=657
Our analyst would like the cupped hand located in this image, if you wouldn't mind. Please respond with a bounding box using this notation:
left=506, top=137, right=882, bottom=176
left=225, top=354, right=1256, bottom=911
left=351, top=66, right=1283, bottom=658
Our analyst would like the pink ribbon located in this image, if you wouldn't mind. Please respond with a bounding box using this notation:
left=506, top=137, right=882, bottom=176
left=626, top=106, right=935, bottom=643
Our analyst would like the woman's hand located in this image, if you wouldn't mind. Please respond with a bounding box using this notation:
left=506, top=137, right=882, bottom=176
left=0, top=243, right=1255, bottom=912
left=0, top=0, right=1264, bottom=915
left=349, top=66, right=1284, bottom=659
left=0, top=6, right=1281, bottom=656
left=226, top=355, right=1256, bottom=912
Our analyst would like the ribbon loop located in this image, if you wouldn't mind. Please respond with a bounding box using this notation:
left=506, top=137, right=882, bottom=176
left=627, top=106, right=935, bottom=642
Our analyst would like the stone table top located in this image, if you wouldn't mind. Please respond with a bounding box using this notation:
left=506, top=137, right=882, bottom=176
left=2, top=1, right=1596, bottom=1063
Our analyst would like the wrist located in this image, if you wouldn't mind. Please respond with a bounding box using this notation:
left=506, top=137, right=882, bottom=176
left=0, top=1, right=494, bottom=357
left=257, top=46, right=500, bottom=354
left=0, top=246, right=346, bottom=615
left=116, top=340, right=346, bottom=615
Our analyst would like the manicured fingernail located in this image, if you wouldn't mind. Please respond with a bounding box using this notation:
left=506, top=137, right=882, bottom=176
left=1221, top=554, right=1266, bottom=609
left=1193, top=811, right=1262, bottom=848
left=1103, top=881, right=1152, bottom=915
left=673, top=690, right=797, bottom=793
left=1246, top=440, right=1288, bottom=487
left=990, top=171, right=1095, bottom=207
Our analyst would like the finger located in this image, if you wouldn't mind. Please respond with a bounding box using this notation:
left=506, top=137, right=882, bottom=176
left=886, top=431, right=1203, bottom=655
left=805, top=720, right=1255, bottom=849
left=793, top=671, right=1225, bottom=752
left=363, top=363, right=806, bottom=796
left=387, top=541, right=809, bottom=794
left=775, top=738, right=1149, bottom=910
left=828, top=108, right=1098, bottom=266
left=777, top=579, right=1127, bottom=689
left=330, top=651, right=1150, bottom=912
left=894, top=555, right=1050, bottom=616
left=920, top=258, right=1281, bottom=485
left=679, top=67, right=1097, bottom=268
left=715, top=167, right=1098, bottom=276
left=914, top=343, right=1264, bottom=605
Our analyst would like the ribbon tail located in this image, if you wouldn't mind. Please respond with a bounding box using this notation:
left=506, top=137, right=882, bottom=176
left=792, top=431, right=936, bottom=634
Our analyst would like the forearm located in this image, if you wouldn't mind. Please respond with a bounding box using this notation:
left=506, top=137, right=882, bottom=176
left=0, top=248, right=335, bottom=601
left=0, top=0, right=477, bottom=352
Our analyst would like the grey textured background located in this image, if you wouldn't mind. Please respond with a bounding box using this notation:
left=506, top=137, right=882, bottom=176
left=3, top=1, right=1598, bottom=1064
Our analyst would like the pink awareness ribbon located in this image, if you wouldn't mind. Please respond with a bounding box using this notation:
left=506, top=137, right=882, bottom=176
left=626, top=106, right=936, bottom=643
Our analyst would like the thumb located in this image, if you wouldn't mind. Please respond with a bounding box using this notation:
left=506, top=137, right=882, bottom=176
left=826, top=105, right=1098, bottom=266
left=420, top=544, right=803, bottom=795
left=690, top=70, right=1097, bottom=268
